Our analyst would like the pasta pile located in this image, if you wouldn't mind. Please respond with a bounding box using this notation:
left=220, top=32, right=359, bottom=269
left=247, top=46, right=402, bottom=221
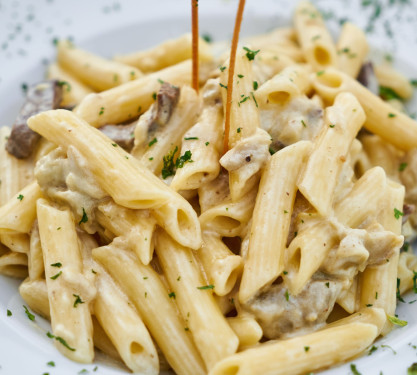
left=1, top=1, right=417, bottom=374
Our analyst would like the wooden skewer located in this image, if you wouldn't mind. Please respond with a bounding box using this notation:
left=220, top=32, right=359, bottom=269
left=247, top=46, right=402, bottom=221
left=191, top=0, right=199, bottom=93
left=223, top=0, right=246, bottom=155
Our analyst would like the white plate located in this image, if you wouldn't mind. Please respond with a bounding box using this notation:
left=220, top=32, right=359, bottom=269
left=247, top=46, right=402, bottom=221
left=1, top=1, right=417, bottom=374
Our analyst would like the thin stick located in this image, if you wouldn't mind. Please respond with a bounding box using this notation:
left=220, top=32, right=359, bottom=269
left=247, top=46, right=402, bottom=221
left=223, top=0, right=246, bottom=155
left=191, top=0, right=199, bottom=93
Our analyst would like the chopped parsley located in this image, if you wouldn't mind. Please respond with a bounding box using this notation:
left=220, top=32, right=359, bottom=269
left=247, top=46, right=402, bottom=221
left=387, top=315, right=408, bottom=327
left=148, top=137, right=158, bottom=147
left=253, top=81, right=258, bottom=90
left=168, top=292, right=176, bottom=299
left=73, top=294, right=85, bottom=308
left=47, top=361, right=55, bottom=367
left=23, top=305, right=35, bottom=321
left=99, top=107, right=104, bottom=116
left=408, top=363, right=417, bottom=375
left=397, top=278, right=405, bottom=302
left=57, top=227, right=61, bottom=230
left=17, top=194, right=24, bottom=201
left=46, top=332, right=76, bottom=351
left=368, top=345, right=378, bottom=355
left=301, top=120, right=307, bottom=127
left=411, top=80, right=417, bottom=87
left=157, top=78, right=164, bottom=84
left=130, top=71, right=136, bottom=78
left=366, top=304, right=373, bottom=307
left=381, top=344, right=396, bottom=355
left=243, top=46, right=260, bottom=61
left=237, top=127, right=242, bottom=133
left=239, top=95, right=250, bottom=105
left=413, top=271, right=417, bottom=293
left=152, top=92, right=157, bottom=100
left=388, top=113, right=396, bottom=118
left=285, top=290, right=290, bottom=301
left=161, top=147, right=193, bottom=179
left=325, top=282, right=330, bottom=288
left=219, top=66, right=226, bottom=72
left=51, top=262, right=62, bottom=268
left=7, top=309, right=12, bottom=316
left=197, top=285, right=215, bottom=290
left=283, top=271, right=288, bottom=275
left=316, top=70, right=325, bottom=76
left=57, top=80, right=71, bottom=92
left=78, top=370, right=88, bottom=374
left=250, top=92, right=258, bottom=107
left=304, top=346, right=310, bottom=352
left=50, top=271, right=62, bottom=280
left=79, top=207, right=88, bottom=225
left=237, top=74, right=244, bottom=78
left=161, top=147, right=178, bottom=179
left=111, top=143, right=118, bottom=147
left=205, top=142, right=210, bottom=146
left=202, top=33, right=212, bottom=43
left=329, top=124, right=335, bottom=128
left=394, top=208, right=404, bottom=219
left=219, top=83, right=228, bottom=89
left=184, top=137, right=198, bottom=140
left=350, top=364, right=362, bottom=375
left=399, top=162, right=408, bottom=172
left=176, top=150, right=193, bottom=168
left=379, top=86, right=402, bottom=101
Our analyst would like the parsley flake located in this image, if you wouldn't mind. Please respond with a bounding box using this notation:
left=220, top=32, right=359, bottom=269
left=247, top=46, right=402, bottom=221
left=219, top=66, right=226, bottom=72
left=387, top=314, right=408, bottom=327
left=329, top=124, right=335, bottom=128
left=17, top=194, right=24, bottom=201
left=394, top=208, right=404, bottom=219
left=184, top=137, right=198, bottom=140
left=368, top=345, right=378, bottom=355
left=57, top=80, right=71, bottom=92
left=219, top=83, right=228, bottom=89
left=408, top=363, right=417, bottom=375
left=73, top=294, right=85, bottom=308
left=397, top=278, right=405, bottom=303
left=197, top=285, right=215, bottom=290
left=304, top=346, right=310, bottom=352
left=99, top=107, right=104, bottom=116
left=79, top=207, right=88, bottom=225
left=50, top=271, right=62, bottom=280
left=285, top=290, right=290, bottom=301
left=301, top=120, right=307, bottom=127
left=7, top=309, right=12, bottom=316
left=152, top=92, right=157, bottom=100
left=253, top=81, right=258, bottom=90
left=399, top=162, right=408, bottom=171
left=23, top=305, right=35, bottom=321
left=237, top=127, right=242, bottom=133
left=46, top=332, right=76, bottom=351
left=168, top=292, right=176, bottom=299
left=317, top=70, right=325, bottom=76
left=51, top=262, right=62, bottom=268
left=205, top=142, right=210, bottom=146
left=388, top=113, right=396, bottom=118
left=47, top=361, right=55, bottom=367
left=243, top=46, right=260, bottom=61
left=350, top=364, right=362, bottom=375
left=148, top=137, right=158, bottom=147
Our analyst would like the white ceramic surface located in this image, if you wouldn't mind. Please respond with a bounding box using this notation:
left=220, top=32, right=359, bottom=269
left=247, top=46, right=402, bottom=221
left=0, top=1, right=417, bottom=374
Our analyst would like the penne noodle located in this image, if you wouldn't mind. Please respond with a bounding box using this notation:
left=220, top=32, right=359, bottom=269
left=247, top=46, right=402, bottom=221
left=114, top=33, right=212, bottom=72
left=312, top=67, right=417, bottom=150
left=57, top=40, right=142, bottom=91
